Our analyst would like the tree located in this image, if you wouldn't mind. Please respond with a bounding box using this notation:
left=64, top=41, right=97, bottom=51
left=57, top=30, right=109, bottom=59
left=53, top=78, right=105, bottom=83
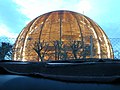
left=53, top=41, right=68, bottom=60
left=60, top=44, right=68, bottom=60
left=69, top=41, right=82, bottom=59
left=33, top=40, right=49, bottom=62
left=82, top=44, right=91, bottom=58
left=0, top=42, right=13, bottom=60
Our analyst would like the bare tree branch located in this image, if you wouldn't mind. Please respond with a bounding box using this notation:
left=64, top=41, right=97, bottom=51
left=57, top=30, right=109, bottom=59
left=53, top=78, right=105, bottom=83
left=33, top=40, right=49, bottom=61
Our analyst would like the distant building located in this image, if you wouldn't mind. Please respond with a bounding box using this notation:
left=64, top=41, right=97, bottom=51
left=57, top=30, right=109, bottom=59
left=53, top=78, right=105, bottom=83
left=13, top=10, right=114, bottom=62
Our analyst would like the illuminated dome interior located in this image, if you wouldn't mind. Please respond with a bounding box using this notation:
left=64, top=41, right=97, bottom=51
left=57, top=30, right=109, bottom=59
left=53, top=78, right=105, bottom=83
left=13, top=10, right=114, bottom=62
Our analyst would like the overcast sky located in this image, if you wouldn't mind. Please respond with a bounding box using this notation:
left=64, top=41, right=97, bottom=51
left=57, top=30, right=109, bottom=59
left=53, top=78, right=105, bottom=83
left=0, top=0, right=120, bottom=38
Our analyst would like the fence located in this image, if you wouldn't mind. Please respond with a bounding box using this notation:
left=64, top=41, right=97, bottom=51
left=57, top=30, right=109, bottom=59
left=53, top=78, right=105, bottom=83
left=110, top=38, right=120, bottom=59
left=0, top=37, right=120, bottom=60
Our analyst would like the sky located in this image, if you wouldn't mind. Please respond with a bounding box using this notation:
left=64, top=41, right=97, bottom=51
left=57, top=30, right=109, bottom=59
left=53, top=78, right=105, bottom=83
left=0, top=0, right=120, bottom=39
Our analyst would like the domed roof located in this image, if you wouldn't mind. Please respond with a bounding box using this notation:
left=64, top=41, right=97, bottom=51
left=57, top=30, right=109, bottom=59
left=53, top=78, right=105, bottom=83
left=13, top=10, right=114, bottom=62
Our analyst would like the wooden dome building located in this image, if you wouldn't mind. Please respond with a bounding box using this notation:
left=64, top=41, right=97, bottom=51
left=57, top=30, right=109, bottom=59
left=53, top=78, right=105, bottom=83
left=13, top=10, right=114, bottom=62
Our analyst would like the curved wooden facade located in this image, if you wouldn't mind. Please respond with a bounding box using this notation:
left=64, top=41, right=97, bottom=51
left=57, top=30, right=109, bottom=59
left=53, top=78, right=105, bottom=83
left=13, top=10, right=114, bottom=62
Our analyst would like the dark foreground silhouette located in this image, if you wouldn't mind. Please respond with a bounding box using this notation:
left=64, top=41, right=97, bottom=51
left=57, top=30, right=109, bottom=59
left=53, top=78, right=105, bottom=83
left=0, top=59, right=120, bottom=90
